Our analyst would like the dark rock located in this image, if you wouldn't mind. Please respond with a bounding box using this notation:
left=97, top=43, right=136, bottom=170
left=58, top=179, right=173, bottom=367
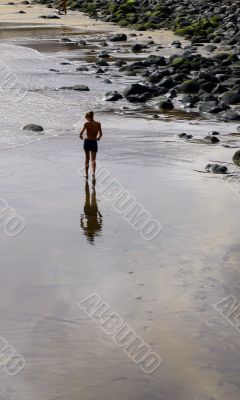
left=172, top=40, right=182, bottom=48
left=109, top=33, right=127, bottom=42
left=204, top=136, right=220, bottom=144
left=132, top=43, right=144, bottom=52
left=178, top=80, right=200, bottom=94
left=145, top=55, right=166, bottom=67
left=178, top=133, right=193, bottom=139
left=199, top=101, right=229, bottom=113
left=60, top=85, right=89, bottom=91
left=159, top=98, right=174, bottom=110
left=233, top=150, right=240, bottom=166
left=159, top=77, right=175, bottom=89
left=205, top=44, right=217, bottom=52
left=219, top=110, right=240, bottom=121
left=78, top=40, right=87, bottom=46
left=127, top=93, right=152, bottom=103
left=61, top=38, right=72, bottom=42
left=221, top=91, right=240, bottom=104
left=123, top=83, right=153, bottom=97
left=98, top=51, right=110, bottom=58
left=182, top=95, right=199, bottom=106
left=48, top=14, right=61, bottom=19
left=76, top=66, right=89, bottom=72
left=23, top=124, right=44, bottom=132
left=115, top=60, right=127, bottom=67
left=96, top=68, right=105, bottom=74
left=105, top=91, right=123, bottom=101
left=95, top=60, right=109, bottom=67
left=205, top=164, right=228, bottom=174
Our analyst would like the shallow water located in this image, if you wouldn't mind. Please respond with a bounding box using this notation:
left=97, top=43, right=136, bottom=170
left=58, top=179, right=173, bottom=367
left=0, top=18, right=240, bottom=400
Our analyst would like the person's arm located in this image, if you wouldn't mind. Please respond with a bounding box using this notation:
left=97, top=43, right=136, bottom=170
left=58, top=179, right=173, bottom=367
left=97, top=123, right=102, bottom=141
left=80, top=123, right=86, bottom=140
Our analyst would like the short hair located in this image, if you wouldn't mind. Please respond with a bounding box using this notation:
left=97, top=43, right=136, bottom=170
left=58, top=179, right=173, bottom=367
left=85, top=111, right=94, bottom=120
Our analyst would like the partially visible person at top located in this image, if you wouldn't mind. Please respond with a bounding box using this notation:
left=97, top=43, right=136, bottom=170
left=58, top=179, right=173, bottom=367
left=58, top=0, right=67, bottom=15
left=79, top=111, right=102, bottom=182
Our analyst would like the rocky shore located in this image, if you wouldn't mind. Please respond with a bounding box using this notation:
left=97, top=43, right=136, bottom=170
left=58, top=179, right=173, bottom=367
left=34, top=0, right=240, bottom=121
left=64, top=0, right=240, bottom=46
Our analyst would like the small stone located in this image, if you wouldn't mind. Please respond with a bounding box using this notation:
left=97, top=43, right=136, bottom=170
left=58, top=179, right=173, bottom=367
left=105, top=91, right=123, bottom=102
left=178, top=133, right=193, bottom=139
left=205, top=164, right=228, bottom=174
left=204, top=136, right=220, bottom=144
left=23, top=124, right=44, bottom=132
left=60, top=85, right=89, bottom=91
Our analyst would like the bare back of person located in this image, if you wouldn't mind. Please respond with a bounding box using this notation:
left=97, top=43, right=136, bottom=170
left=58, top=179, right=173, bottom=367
left=85, top=121, right=101, bottom=140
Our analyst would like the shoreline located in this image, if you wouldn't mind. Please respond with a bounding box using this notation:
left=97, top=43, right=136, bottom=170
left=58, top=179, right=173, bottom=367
left=0, top=2, right=240, bottom=400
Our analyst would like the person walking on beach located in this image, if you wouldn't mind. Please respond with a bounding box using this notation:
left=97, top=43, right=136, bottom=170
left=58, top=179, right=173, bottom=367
left=80, top=111, right=102, bottom=182
left=58, top=0, right=67, bottom=15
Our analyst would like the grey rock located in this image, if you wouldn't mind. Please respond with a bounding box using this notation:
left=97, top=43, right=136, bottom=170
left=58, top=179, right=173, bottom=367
left=23, top=124, right=44, bottom=132
left=109, top=33, right=127, bottom=42
left=205, top=164, right=228, bottom=174
left=105, top=91, right=123, bottom=101
left=159, top=98, right=174, bottom=110
left=178, top=133, right=193, bottom=139
left=204, top=135, right=220, bottom=144
left=233, top=150, right=240, bottom=166
left=60, top=85, right=89, bottom=91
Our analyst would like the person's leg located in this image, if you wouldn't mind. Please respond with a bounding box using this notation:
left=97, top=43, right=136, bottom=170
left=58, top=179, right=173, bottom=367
left=64, top=0, right=67, bottom=14
left=90, top=151, right=97, bottom=178
left=85, top=150, right=90, bottom=178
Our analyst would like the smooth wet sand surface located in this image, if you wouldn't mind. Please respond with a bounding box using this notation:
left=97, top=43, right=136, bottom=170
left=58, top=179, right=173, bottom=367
left=0, top=1, right=240, bottom=400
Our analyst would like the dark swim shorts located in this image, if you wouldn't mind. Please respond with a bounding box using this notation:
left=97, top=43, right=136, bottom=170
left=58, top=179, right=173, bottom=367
left=83, top=139, right=98, bottom=152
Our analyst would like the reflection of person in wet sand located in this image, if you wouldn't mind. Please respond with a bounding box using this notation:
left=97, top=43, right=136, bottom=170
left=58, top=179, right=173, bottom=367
left=79, top=111, right=103, bottom=183
left=80, top=181, right=102, bottom=244
left=58, top=0, right=67, bottom=15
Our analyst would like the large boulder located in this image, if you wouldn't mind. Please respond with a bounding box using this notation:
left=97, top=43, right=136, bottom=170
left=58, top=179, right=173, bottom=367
left=219, top=110, right=240, bottom=121
left=123, top=83, right=153, bottom=97
left=233, top=150, right=240, bottom=166
left=144, top=55, right=166, bottom=67
left=221, top=91, right=240, bottom=105
left=199, top=101, right=229, bottom=114
left=178, top=80, right=200, bottom=94
left=127, top=93, right=152, bottom=103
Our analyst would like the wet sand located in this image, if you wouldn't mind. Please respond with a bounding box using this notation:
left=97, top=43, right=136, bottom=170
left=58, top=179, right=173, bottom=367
left=0, top=1, right=240, bottom=400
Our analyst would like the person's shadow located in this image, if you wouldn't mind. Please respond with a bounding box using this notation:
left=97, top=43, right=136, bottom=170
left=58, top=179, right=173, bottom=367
left=80, top=181, right=102, bottom=245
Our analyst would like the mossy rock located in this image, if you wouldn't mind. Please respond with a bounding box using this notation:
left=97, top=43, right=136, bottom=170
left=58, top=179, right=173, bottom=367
left=118, top=19, right=129, bottom=26
left=171, top=57, right=189, bottom=67
left=179, top=80, right=200, bottom=94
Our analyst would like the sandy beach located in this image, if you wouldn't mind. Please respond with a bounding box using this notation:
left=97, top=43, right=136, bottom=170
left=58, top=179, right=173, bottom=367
left=0, top=1, right=240, bottom=400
